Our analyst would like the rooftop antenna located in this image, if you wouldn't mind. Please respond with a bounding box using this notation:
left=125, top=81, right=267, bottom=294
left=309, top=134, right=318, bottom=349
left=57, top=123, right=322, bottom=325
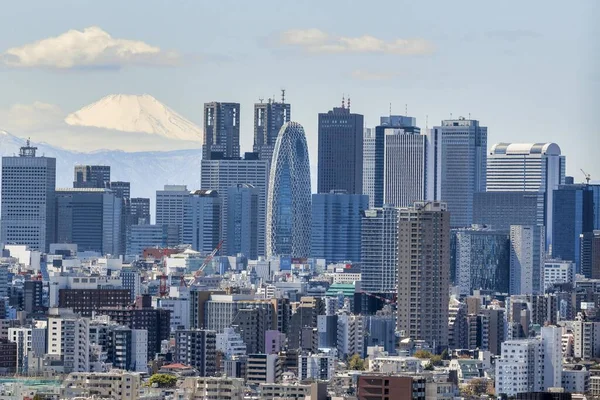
left=405, top=104, right=408, bottom=116
left=259, top=98, right=264, bottom=104
left=426, top=115, right=429, bottom=130
left=450, top=112, right=453, bottom=119
left=281, top=89, right=285, bottom=103
left=468, top=112, right=471, bottom=119
left=342, top=94, right=345, bottom=109
left=347, top=96, right=351, bottom=111
left=389, top=103, right=392, bottom=116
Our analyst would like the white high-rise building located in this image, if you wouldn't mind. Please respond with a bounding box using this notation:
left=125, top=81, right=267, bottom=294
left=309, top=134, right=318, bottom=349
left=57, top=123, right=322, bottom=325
left=298, top=352, right=335, bottom=381
left=496, top=327, right=562, bottom=397
left=156, top=184, right=189, bottom=243
left=487, top=143, right=566, bottom=247
left=383, top=128, right=427, bottom=207
left=572, top=318, right=600, bottom=360
left=1, top=141, right=56, bottom=251
left=201, top=157, right=269, bottom=256
left=362, top=128, right=376, bottom=208
left=543, top=259, right=576, bottom=290
left=337, top=313, right=365, bottom=358
left=47, top=308, right=90, bottom=373
left=216, top=327, right=247, bottom=359
left=510, top=225, right=545, bottom=295
left=360, top=205, right=399, bottom=293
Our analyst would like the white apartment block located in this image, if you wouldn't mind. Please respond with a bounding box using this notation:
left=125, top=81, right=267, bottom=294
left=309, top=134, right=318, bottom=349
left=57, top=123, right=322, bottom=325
left=179, top=376, right=245, bottom=400
left=47, top=308, right=90, bottom=373
left=337, top=313, right=365, bottom=358
left=510, top=225, right=545, bottom=295
left=544, top=259, right=575, bottom=290
left=298, top=352, right=335, bottom=381
left=61, top=370, right=141, bottom=400
left=216, top=327, right=247, bottom=358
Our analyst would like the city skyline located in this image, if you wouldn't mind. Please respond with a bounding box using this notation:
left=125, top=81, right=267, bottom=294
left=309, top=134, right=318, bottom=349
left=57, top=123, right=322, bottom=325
left=0, top=1, right=597, bottom=183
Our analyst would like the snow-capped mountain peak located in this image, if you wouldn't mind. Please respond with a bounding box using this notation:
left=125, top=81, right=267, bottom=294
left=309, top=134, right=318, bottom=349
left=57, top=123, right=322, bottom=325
left=64, top=94, right=202, bottom=142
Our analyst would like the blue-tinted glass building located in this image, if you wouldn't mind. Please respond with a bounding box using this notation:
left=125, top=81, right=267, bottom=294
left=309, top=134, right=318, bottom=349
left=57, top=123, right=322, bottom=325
left=552, top=184, right=594, bottom=272
left=311, top=191, right=369, bottom=263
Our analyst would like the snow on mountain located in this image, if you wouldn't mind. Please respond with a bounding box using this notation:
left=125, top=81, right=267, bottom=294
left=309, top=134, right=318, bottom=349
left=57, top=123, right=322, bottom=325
left=64, top=94, right=202, bottom=142
left=0, top=131, right=201, bottom=218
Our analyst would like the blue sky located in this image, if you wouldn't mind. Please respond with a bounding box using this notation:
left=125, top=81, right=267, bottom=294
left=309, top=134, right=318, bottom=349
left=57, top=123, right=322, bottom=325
left=0, top=0, right=598, bottom=180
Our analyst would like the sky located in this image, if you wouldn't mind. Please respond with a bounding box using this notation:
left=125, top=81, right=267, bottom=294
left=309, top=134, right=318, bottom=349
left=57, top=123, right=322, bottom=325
left=0, top=0, right=598, bottom=181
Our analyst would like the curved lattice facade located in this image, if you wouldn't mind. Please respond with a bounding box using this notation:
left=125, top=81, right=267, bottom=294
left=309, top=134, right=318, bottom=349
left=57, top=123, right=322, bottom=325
left=266, top=122, right=311, bottom=258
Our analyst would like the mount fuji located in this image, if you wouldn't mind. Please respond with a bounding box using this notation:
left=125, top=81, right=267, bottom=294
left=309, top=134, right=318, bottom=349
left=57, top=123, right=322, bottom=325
left=65, top=94, right=202, bottom=142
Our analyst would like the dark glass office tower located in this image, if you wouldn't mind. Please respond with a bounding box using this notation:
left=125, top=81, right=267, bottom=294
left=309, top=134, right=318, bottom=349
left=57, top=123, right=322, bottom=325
left=253, top=93, right=290, bottom=164
left=203, top=102, right=240, bottom=160
left=318, top=103, right=364, bottom=194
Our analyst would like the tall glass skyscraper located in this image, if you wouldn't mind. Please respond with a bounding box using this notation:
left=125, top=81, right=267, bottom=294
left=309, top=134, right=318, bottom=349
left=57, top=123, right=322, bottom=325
left=203, top=102, right=240, bottom=160
left=253, top=95, right=291, bottom=164
left=487, top=142, right=566, bottom=247
left=433, top=118, right=487, bottom=228
left=1, top=141, right=56, bottom=251
left=311, top=191, right=368, bottom=263
left=266, top=122, right=312, bottom=258
left=318, top=104, right=364, bottom=194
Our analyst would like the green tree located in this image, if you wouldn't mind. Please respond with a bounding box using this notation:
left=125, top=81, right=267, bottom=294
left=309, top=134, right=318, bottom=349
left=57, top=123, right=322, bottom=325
left=440, top=348, right=449, bottom=360
left=148, top=373, right=178, bottom=388
left=423, top=362, right=434, bottom=371
left=430, top=355, right=443, bottom=366
left=348, top=353, right=366, bottom=371
left=413, top=350, right=433, bottom=359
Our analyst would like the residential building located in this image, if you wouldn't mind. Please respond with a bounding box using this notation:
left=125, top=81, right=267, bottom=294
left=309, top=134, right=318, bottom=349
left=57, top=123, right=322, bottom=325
left=266, top=122, right=312, bottom=258
left=357, top=375, right=427, bottom=400
left=47, top=308, right=90, bottom=373
left=318, top=103, right=364, bottom=194
left=182, top=190, right=221, bottom=252
left=203, top=102, right=240, bottom=160
left=55, top=188, right=122, bottom=255
left=298, top=352, right=335, bottom=381
left=337, top=313, right=365, bottom=358
left=253, top=95, right=291, bottom=164
left=311, top=191, right=368, bottom=263
left=216, top=327, right=247, bottom=359
left=361, top=205, right=399, bottom=293
left=397, top=201, right=450, bottom=352
left=246, top=353, right=281, bottom=384
left=572, top=317, right=600, bottom=360
left=180, top=376, right=245, bottom=400
left=73, top=165, right=110, bottom=188
left=434, top=118, right=487, bottom=228
left=201, top=155, right=269, bottom=256
left=487, top=142, right=566, bottom=247
left=174, top=329, right=217, bottom=377
left=60, top=370, right=141, bottom=400
left=510, top=225, right=545, bottom=295
left=1, top=141, right=56, bottom=251
left=58, top=288, right=131, bottom=316
left=227, top=184, right=259, bottom=259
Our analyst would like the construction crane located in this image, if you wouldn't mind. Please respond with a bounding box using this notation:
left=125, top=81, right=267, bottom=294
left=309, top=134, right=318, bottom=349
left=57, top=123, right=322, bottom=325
left=186, top=240, right=224, bottom=285
left=581, top=169, right=591, bottom=185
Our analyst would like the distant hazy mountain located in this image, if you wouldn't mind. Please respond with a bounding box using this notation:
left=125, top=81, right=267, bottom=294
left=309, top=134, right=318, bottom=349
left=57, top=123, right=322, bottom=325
left=65, top=94, right=202, bottom=142
left=0, top=131, right=201, bottom=217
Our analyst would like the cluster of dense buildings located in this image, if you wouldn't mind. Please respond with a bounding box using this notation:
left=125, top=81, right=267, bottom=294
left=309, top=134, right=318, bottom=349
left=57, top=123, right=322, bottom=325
left=0, top=94, right=598, bottom=399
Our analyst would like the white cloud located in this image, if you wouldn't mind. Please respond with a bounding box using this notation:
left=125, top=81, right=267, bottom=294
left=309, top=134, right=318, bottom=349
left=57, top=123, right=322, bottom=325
left=0, top=26, right=180, bottom=69
left=351, top=69, right=399, bottom=81
left=279, top=29, right=434, bottom=55
left=0, top=101, right=64, bottom=131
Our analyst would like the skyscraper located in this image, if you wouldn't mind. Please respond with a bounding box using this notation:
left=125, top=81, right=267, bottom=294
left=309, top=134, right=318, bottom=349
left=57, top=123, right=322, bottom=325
left=371, top=116, right=418, bottom=208
left=227, top=184, right=259, bottom=259
left=383, top=127, right=426, bottom=207
left=266, top=122, right=312, bottom=258
left=182, top=190, right=221, bottom=253
left=552, top=184, right=594, bottom=270
left=311, top=191, right=369, bottom=263
left=203, top=102, right=240, bottom=160
left=253, top=94, right=291, bottom=164
left=156, top=185, right=189, bottom=244
left=73, top=165, right=110, bottom=188
left=487, top=142, right=566, bottom=247
left=317, top=104, right=364, bottom=194
left=473, top=191, right=543, bottom=230
left=1, top=141, right=56, bottom=251
left=509, top=225, right=545, bottom=295
left=130, top=198, right=151, bottom=225
left=581, top=231, right=600, bottom=279
left=55, top=188, right=122, bottom=255
left=201, top=155, right=269, bottom=256
left=434, top=118, right=487, bottom=228
left=362, top=128, right=376, bottom=208
left=453, top=226, right=510, bottom=295
left=360, top=205, right=399, bottom=293
left=396, top=201, right=450, bottom=352
left=108, top=181, right=131, bottom=199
